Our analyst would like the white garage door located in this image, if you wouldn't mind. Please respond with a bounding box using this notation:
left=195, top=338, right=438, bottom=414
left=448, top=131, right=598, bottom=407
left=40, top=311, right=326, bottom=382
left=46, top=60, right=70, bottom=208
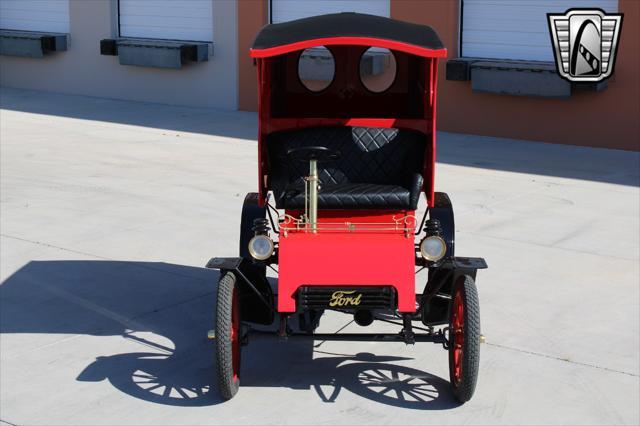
left=461, top=0, right=618, bottom=61
left=119, top=0, right=213, bottom=42
left=0, top=0, right=69, bottom=33
left=271, top=0, right=389, bottom=24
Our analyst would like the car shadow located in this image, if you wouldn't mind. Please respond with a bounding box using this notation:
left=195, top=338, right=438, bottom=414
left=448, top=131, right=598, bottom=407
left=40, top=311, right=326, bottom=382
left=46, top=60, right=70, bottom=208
left=1, top=260, right=458, bottom=409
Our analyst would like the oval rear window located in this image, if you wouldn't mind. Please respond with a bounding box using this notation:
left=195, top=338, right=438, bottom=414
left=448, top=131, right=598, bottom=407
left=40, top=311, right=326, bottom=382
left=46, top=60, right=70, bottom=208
left=360, top=47, right=397, bottom=93
left=298, top=46, right=335, bottom=92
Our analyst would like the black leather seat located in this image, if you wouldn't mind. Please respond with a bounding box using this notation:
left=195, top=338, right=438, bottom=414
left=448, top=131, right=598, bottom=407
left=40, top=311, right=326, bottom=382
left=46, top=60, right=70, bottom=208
left=282, top=178, right=422, bottom=209
left=268, top=126, right=425, bottom=210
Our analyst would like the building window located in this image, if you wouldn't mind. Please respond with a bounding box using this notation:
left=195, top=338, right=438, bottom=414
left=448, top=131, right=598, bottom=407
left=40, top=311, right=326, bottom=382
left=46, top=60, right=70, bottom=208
left=270, top=0, right=389, bottom=24
left=0, top=0, right=69, bottom=33
left=118, top=0, right=213, bottom=42
left=461, top=0, right=618, bottom=61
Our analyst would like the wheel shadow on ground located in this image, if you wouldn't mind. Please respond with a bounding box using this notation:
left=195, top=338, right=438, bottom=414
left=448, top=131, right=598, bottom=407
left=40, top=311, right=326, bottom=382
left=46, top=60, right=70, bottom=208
left=1, top=260, right=458, bottom=409
left=241, top=343, right=459, bottom=410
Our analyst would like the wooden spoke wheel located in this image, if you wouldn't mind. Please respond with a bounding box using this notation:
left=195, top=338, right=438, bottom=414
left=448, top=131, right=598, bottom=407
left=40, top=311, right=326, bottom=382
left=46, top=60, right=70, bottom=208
left=448, top=275, right=481, bottom=403
left=216, top=272, right=241, bottom=400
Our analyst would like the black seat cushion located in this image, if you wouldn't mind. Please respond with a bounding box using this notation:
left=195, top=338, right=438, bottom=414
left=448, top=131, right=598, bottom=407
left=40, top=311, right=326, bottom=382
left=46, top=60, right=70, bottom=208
left=283, top=178, right=422, bottom=210
left=268, top=126, right=425, bottom=210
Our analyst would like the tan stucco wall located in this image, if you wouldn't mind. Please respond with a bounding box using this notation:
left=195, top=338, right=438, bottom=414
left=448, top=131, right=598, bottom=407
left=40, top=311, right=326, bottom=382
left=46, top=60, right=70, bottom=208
left=0, top=0, right=239, bottom=110
left=238, top=0, right=639, bottom=151
left=238, top=0, right=268, bottom=111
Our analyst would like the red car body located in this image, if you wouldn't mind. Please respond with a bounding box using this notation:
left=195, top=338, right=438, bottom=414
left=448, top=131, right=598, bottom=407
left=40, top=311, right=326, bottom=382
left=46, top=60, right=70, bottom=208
left=249, top=15, right=447, bottom=314
left=209, top=13, right=486, bottom=403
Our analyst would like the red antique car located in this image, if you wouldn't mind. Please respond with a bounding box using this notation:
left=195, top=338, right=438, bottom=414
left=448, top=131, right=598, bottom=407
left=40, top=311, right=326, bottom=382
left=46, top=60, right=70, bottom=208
left=207, top=12, right=487, bottom=403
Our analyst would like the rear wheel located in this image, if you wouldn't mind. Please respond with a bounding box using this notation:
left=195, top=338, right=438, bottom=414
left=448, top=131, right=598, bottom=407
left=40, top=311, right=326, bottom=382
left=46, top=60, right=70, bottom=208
left=216, top=272, right=241, bottom=400
left=448, top=275, right=480, bottom=403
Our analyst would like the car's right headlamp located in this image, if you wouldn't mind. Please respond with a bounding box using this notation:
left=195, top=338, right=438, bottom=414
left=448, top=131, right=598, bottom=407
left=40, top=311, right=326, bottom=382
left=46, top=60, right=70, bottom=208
left=248, top=235, right=274, bottom=261
left=419, top=235, right=447, bottom=262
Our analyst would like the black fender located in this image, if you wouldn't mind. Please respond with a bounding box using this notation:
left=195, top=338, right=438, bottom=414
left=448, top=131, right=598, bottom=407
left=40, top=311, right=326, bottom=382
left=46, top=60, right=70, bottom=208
left=206, top=257, right=275, bottom=325
left=238, top=192, right=270, bottom=302
left=429, top=192, right=455, bottom=259
left=239, top=193, right=267, bottom=260
left=419, top=257, right=487, bottom=326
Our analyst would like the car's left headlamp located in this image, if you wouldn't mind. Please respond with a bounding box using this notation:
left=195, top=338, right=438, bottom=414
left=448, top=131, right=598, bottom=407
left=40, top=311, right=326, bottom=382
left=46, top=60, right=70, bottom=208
left=248, top=235, right=274, bottom=260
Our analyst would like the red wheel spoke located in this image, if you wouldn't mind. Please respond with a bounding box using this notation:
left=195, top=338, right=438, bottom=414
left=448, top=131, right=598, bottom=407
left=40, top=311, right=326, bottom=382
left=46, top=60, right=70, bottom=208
left=451, top=288, right=465, bottom=386
left=231, top=287, right=240, bottom=382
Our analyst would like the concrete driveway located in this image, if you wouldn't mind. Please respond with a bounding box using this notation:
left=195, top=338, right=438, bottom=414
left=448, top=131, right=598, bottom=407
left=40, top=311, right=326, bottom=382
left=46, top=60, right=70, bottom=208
left=1, top=88, right=638, bottom=425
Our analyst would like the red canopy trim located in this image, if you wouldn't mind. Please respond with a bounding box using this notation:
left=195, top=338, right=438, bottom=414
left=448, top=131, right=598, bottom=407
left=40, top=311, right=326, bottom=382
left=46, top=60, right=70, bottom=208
left=250, top=37, right=447, bottom=59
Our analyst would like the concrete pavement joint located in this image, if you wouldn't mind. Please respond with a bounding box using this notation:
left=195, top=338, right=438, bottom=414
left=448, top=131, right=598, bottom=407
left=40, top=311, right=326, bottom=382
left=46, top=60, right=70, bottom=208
left=3, top=271, right=213, bottom=358
left=456, top=185, right=550, bottom=217
left=1, top=234, right=219, bottom=356
left=0, top=234, right=213, bottom=282
left=128, top=290, right=216, bottom=323
left=314, top=320, right=355, bottom=349
left=459, top=230, right=639, bottom=262
left=5, top=334, right=86, bottom=360
left=485, top=342, right=639, bottom=377
left=1, top=233, right=112, bottom=261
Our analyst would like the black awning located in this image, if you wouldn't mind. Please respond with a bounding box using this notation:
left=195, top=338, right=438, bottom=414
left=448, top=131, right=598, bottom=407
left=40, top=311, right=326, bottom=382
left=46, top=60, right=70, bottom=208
left=251, top=13, right=444, bottom=53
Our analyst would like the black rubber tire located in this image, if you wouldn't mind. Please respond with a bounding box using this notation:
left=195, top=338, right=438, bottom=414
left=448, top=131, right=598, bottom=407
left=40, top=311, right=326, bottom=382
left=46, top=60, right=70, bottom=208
left=216, top=272, right=241, bottom=400
left=448, top=275, right=480, bottom=403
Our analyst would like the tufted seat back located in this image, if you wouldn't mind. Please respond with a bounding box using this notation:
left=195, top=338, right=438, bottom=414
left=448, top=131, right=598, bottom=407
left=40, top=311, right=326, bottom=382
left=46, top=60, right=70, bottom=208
left=267, top=126, right=426, bottom=210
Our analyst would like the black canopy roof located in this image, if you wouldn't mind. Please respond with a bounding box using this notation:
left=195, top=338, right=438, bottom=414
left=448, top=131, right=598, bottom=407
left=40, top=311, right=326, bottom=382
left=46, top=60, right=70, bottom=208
left=251, top=13, right=445, bottom=55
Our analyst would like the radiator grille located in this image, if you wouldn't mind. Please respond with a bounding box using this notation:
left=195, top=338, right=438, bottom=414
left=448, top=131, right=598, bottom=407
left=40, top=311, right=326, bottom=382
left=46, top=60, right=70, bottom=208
left=297, top=286, right=396, bottom=310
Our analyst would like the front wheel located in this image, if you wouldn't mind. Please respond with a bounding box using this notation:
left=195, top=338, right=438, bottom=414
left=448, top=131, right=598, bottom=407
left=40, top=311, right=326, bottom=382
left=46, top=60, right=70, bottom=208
left=448, top=275, right=480, bottom=403
left=216, top=272, right=241, bottom=400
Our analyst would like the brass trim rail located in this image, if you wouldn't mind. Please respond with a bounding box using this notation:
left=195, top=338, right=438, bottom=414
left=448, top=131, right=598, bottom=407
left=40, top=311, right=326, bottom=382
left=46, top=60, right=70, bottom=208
left=279, top=214, right=417, bottom=236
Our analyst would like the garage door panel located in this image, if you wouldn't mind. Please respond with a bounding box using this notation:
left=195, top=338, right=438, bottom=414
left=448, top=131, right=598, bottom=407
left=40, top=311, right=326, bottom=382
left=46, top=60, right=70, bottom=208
left=0, top=19, right=67, bottom=34
left=120, top=6, right=209, bottom=19
left=464, top=0, right=617, bottom=9
left=0, top=10, right=68, bottom=24
left=271, top=0, right=389, bottom=23
left=463, top=30, right=550, bottom=46
left=119, top=1, right=212, bottom=17
left=0, top=0, right=69, bottom=33
left=120, top=16, right=212, bottom=30
left=463, top=20, right=549, bottom=34
left=462, top=0, right=618, bottom=61
left=0, top=0, right=68, bottom=13
left=119, top=27, right=212, bottom=43
left=463, top=43, right=553, bottom=62
left=119, top=0, right=213, bottom=42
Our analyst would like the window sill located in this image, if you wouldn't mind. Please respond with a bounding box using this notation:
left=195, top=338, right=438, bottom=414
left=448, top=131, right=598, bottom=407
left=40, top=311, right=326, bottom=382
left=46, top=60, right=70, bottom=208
left=446, top=58, right=607, bottom=98
left=0, top=30, right=67, bottom=58
left=100, top=38, right=212, bottom=69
